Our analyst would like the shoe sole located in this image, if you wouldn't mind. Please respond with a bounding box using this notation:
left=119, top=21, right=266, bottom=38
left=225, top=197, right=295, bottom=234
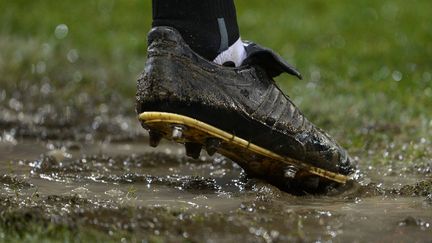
left=138, top=111, right=348, bottom=184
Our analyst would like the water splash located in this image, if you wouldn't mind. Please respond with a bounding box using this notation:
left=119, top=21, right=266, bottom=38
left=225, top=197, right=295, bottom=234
left=54, top=24, right=69, bottom=39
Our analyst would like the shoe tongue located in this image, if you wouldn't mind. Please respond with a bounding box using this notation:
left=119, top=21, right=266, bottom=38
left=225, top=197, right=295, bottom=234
left=241, top=42, right=302, bottom=79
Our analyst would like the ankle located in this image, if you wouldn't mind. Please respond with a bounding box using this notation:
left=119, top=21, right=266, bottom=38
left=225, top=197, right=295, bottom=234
left=152, top=0, right=242, bottom=64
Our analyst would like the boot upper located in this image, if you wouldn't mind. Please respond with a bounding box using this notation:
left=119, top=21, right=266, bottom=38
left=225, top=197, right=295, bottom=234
left=137, top=26, right=355, bottom=175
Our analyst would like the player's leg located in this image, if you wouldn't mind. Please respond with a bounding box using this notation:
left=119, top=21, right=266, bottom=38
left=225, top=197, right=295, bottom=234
left=152, top=0, right=246, bottom=66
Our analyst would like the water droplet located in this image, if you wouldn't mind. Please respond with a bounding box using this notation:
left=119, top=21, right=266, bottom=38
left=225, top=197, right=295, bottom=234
left=47, top=149, right=72, bottom=162
left=99, top=104, right=108, bottom=113
left=8, top=98, right=22, bottom=111
left=306, top=81, right=317, bottom=89
left=41, top=43, right=52, bottom=57
left=310, top=68, right=321, bottom=81
left=55, top=24, right=69, bottom=39
left=392, top=71, right=402, bottom=82
left=270, top=230, right=279, bottom=239
left=40, top=83, right=52, bottom=95
left=120, top=122, right=129, bottom=130
left=73, top=71, right=83, bottom=82
left=36, top=61, right=46, bottom=74
left=67, top=49, right=79, bottom=63
left=1, top=131, right=17, bottom=145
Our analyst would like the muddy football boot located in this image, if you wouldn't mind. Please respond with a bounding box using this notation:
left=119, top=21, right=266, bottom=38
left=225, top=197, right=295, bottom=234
left=136, top=27, right=356, bottom=194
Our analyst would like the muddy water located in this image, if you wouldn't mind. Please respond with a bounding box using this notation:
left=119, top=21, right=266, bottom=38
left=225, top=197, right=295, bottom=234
left=1, top=139, right=431, bottom=242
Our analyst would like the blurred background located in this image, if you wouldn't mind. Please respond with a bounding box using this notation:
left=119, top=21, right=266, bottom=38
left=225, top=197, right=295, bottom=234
left=1, top=0, right=431, bottom=157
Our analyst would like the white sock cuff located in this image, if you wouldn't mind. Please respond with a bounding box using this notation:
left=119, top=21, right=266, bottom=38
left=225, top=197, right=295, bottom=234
left=213, top=38, right=247, bottom=67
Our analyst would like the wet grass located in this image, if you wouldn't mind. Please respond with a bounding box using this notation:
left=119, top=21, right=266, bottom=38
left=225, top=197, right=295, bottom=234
left=1, top=0, right=432, bottom=241
left=1, top=0, right=430, bottom=146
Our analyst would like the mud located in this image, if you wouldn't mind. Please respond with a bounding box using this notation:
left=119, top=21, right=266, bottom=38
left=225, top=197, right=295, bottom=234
left=1, top=139, right=431, bottom=242
left=1, top=78, right=432, bottom=241
left=1, top=85, right=432, bottom=241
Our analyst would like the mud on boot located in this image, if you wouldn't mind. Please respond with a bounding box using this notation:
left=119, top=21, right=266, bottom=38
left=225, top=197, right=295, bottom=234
left=136, top=26, right=357, bottom=194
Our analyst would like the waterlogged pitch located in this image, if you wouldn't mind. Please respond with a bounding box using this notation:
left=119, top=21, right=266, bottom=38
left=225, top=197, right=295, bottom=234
left=1, top=0, right=431, bottom=242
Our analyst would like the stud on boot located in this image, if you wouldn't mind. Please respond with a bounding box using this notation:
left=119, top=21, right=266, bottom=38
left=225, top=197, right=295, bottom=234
left=205, top=138, right=222, bottom=156
left=148, top=130, right=163, bottom=147
left=185, top=142, right=202, bottom=159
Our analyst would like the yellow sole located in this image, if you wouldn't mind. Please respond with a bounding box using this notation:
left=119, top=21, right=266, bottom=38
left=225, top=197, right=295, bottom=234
left=138, top=111, right=348, bottom=184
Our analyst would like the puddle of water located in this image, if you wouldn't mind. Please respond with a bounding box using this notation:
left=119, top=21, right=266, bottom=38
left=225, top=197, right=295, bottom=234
left=1, top=140, right=246, bottom=211
left=282, top=196, right=432, bottom=242
left=1, top=139, right=431, bottom=241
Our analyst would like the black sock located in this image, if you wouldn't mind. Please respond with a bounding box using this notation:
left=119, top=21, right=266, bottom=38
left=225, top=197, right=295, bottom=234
left=152, top=0, right=240, bottom=61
